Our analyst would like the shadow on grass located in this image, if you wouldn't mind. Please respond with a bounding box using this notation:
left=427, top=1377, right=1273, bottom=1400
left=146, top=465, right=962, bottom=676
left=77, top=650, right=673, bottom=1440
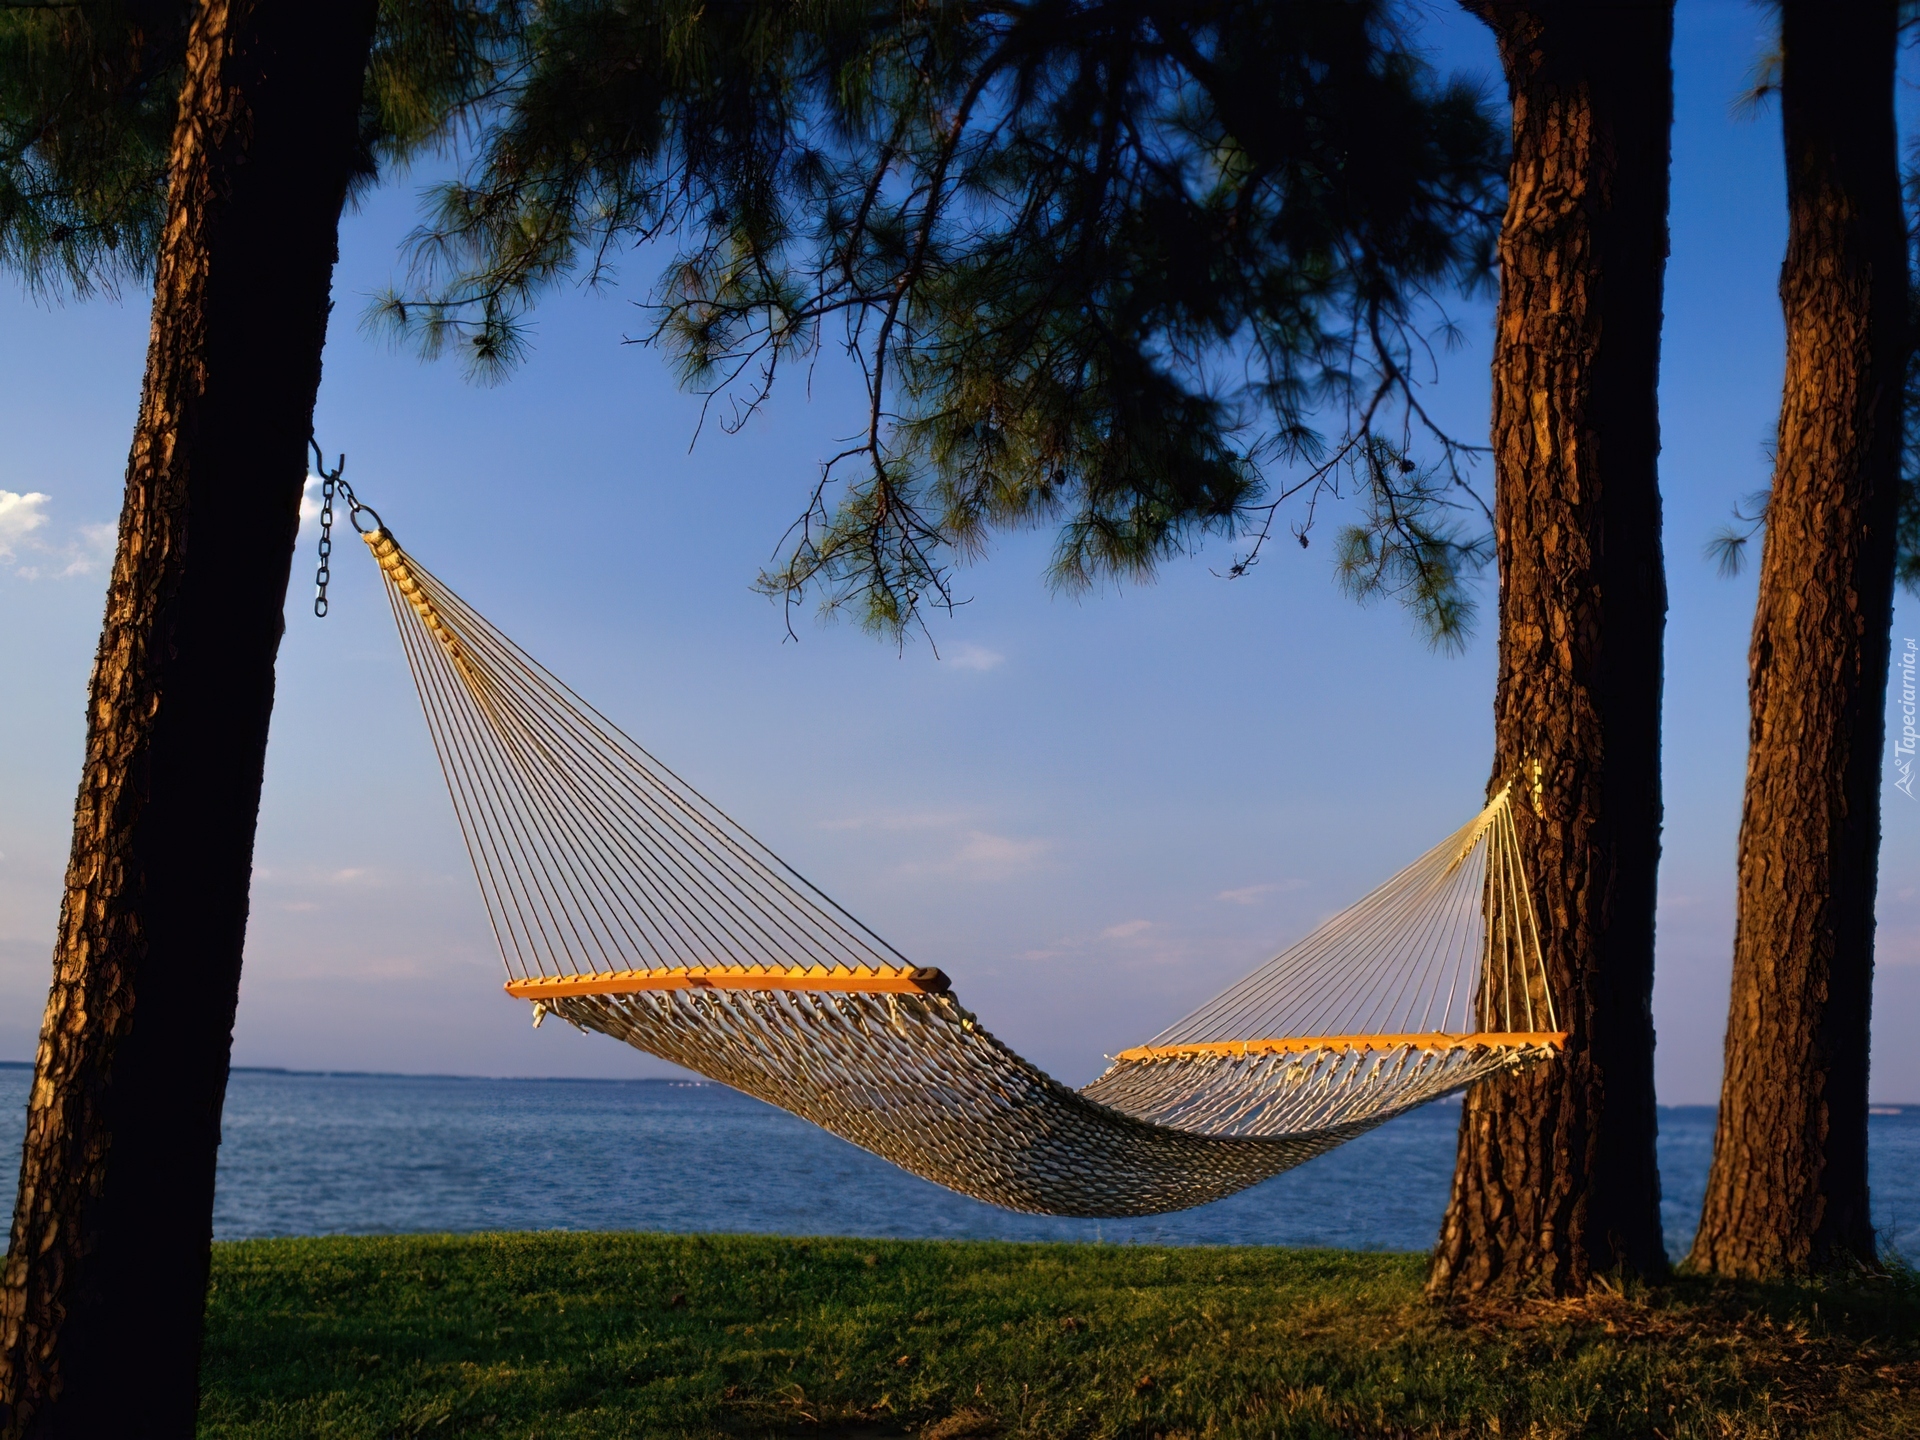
left=198, top=1232, right=1920, bottom=1439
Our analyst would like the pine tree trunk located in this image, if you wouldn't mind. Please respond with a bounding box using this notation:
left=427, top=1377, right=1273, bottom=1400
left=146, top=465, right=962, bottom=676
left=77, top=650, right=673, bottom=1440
left=0, top=2, right=377, bottom=1433
left=1686, top=0, right=1904, bottom=1281
left=1427, top=0, right=1673, bottom=1299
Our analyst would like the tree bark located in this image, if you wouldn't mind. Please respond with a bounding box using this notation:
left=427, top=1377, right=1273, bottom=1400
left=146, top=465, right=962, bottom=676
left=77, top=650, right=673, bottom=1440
left=1687, top=0, right=1904, bottom=1281
left=0, top=1, right=378, bottom=1433
left=1427, top=0, right=1672, bottom=1300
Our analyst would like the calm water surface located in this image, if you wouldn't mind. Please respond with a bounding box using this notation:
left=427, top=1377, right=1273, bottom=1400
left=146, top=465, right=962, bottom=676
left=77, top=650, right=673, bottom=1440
left=0, top=1065, right=1912, bottom=1258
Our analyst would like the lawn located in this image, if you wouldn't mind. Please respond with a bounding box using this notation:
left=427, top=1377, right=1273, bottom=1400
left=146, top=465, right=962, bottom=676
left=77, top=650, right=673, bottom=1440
left=199, top=1232, right=1919, bottom=1438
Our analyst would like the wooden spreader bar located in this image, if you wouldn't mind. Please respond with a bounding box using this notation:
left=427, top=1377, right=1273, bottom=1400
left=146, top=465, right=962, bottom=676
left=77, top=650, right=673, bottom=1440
left=505, top=963, right=952, bottom=1000
left=1115, top=1032, right=1568, bottom=1062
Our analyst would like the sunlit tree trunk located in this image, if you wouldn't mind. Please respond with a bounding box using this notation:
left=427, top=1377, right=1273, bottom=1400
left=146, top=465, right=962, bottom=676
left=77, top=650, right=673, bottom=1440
left=1687, top=0, right=1904, bottom=1281
left=1427, top=0, right=1673, bottom=1299
left=0, top=1, right=377, bottom=1434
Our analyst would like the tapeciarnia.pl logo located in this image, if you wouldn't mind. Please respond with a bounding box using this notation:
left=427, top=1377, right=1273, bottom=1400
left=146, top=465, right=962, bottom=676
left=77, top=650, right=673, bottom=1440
left=1896, top=637, right=1917, bottom=799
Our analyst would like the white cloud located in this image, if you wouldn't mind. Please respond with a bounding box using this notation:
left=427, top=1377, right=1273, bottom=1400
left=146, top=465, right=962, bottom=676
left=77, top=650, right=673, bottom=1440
left=1024, top=916, right=1196, bottom=965
left=818, top=809, right=969, bottom=833
left=894, top=828, right=1054, bottom=879
left=950, top=830, right=1052, bottom=873
left=821, top=807, right=1051, bottom=880
left=0, top=491, right=50, bottom=557
left=1214, top=879, right=1306, bottom=906
left=0, top=492, right=114, bottom=578
left=945, top=642, right=1005, bottom=672
left=299, top=475, right=324, bottom=532
left=61, top=523, right=116, bottom=577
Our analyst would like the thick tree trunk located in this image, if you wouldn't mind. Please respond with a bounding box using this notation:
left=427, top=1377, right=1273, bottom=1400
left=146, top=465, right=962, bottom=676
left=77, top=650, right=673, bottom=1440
left=0, top=2, right=377, bottom=1433
left=1428, top=1, right=1672, bottom=1299
left=1687, top=0, right=1904, bottom=1280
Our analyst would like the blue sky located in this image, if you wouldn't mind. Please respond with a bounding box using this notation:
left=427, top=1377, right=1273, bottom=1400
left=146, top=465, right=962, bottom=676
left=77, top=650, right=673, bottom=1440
left=1, top=0, right=1916, bottom=1105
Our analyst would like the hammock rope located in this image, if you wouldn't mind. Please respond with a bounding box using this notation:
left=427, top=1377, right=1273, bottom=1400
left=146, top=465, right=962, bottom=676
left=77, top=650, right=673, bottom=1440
left=363, top=526, right=1562, bottom=1217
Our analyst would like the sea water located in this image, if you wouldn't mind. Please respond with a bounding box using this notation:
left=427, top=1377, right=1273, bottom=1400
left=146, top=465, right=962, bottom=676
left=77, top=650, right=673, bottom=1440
left=0, top=1064, right=1911, bottom=1260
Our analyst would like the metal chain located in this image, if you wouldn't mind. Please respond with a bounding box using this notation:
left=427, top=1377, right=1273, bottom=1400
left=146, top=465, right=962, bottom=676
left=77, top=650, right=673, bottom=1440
left=313, top=442, right=338, bottom=617
left=311, top=439, right=382, bottom=618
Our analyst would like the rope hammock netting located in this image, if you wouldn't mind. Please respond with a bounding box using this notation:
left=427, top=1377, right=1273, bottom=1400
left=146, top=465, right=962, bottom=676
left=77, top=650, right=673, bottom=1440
left=361, top=524, right=1563, bottom=1218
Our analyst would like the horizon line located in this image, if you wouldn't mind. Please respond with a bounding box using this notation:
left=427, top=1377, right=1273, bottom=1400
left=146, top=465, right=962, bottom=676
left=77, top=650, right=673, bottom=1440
left=0, top=1060, right=1909, bottom=1108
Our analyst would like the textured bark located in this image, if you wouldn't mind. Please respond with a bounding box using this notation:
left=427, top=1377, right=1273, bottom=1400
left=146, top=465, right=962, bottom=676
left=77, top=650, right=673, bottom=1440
left=1427, top=1, right=1672, bottom=1299
left=1687, top=0, right=1904, bottom=1281
left=0, top=2, right=377, bottom=1434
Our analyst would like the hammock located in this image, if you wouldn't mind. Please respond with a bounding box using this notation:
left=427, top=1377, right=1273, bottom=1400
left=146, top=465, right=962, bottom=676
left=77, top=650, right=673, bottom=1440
left=362, top=525, right=1562, bottom=1217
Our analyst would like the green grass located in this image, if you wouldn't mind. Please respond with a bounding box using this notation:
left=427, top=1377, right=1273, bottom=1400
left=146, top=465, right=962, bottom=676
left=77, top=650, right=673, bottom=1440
left=200, top=1232, right=1920, bottom=1439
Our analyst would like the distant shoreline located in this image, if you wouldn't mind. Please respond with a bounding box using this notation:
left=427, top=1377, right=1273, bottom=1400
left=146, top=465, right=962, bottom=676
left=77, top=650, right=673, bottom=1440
left=0, top=1060, right=715, bottom=1086
left=0, top=1060, right=1909, bottom=1108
